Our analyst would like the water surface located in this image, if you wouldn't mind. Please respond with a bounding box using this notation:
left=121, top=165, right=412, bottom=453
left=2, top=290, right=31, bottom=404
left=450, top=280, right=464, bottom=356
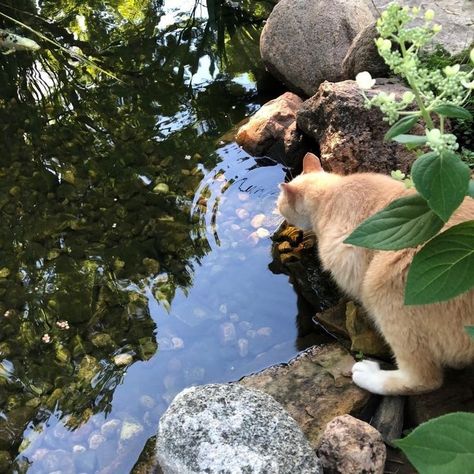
left=0, top=1, right=328, bottom=471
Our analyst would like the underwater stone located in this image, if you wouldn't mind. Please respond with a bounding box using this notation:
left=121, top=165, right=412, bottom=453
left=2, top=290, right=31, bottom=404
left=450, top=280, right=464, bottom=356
left=101, top=418, right=122, bottom=438
left=238, top=338, right=249, bottom=358
left=250, top=214, right=266, bottom=229
left=77, top=355, right=101, bottom=382
left=88, top=432, right=106, bottom=450
left=219, top=322, right=237, bottom=345
left=140, top=395, right=156, bottom=410
left=156, top=383, right=322, bottom=474
left=40, top=449, right=75, bottom=473
left=120, top=419, right=144, bottom=443
left=153, top=183, right=169, bottom=193
left=0, top=451, right=11, bottom=472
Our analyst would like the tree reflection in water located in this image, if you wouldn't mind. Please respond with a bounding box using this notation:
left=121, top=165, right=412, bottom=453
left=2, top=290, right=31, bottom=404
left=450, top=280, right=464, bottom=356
left=0, top=0, right=274, bottom=470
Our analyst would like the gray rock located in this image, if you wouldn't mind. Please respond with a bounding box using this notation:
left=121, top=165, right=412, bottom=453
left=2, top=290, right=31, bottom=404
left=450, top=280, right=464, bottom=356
left=260, top=0, right=376, bottom=96
left=371, top=396, right=405, bottom=444
left=156, top=383, right=322, bottom=474
left=373, top=0, right=474, bottom=56
left=239, top=343, right=371, bottom=447
left=40, top=450, right=75, bottom=474
left=342, top=22, right=389, bottom=79
left=297, top=79, right=422, bottom=174
left=317, top=414, right=386, bottom=474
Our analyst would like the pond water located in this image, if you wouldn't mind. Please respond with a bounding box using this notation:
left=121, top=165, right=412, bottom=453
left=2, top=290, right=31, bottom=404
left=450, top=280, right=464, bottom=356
left=0, top=1, right=331, bottom=472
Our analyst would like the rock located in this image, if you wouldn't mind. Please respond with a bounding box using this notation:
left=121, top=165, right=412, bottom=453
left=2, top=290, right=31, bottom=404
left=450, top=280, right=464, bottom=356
left=113, top=352, right=134, bottom=366
left=374, top=0, right=474, bottom=57
left=269, top=224, right=340, bottom=309
left=219, top=322, right=237, bottom=345
left=371, top=396, right=405, bottom=444
left=260, top=0, right=376, bottom=96
left=317, top=414, right=386, bottom=474
left=342, top=22, right=389, bottom=79
left=120, top=419, right=144, bottom=443
left=314, top=300, right=349, bottom=338
left=89, top=432, right=106, bottom=450
left=406, top=365, right=474, bottom=426
left=345, top=301, right=391, bottom=358
left=132, top=435, right=162, bottom=474
left=297, top=79, right=423, bottom=174
left=235, top=92, right=307, bottom=167
left=156, top=383, right=322, bottom=474
left=239, top=343, right=371, bottom=446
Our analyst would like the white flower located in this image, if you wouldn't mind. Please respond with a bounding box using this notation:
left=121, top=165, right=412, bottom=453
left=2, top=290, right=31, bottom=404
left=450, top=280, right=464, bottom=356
left=355, top=71, right=376, bottom=90
left=402, top=91, right=415, bottom=103
left=443, top=64, right=460, bottom=77
left=42, top=334, right=51, bottom=343
left=56, top=320, right=70, bottom=330
left=462, top=79, right=474, bottom=90
left=375, top=38, right=392, bottom=51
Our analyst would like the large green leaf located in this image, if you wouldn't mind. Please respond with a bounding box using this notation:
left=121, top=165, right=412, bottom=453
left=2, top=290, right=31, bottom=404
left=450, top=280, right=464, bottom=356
left=412, top=151, right=470, bottom=222
left=395, top=412, right=474, bottom=474
left=393, top=134, right=427, bottom=146
left=344, top=195, right=444, bottom=250
left=384, top=115, right=419, bottom=141
left=433, top=104, right=473, bottom=121
left=405, top=221, right=474, bottom=304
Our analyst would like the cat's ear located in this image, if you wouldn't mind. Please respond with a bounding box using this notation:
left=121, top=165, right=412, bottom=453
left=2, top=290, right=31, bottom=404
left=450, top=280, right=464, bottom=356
left=302, top=152, right=323, bottom=174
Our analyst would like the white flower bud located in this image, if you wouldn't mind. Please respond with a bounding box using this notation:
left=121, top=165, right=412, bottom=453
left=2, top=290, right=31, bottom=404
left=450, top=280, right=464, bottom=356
left=355, top=71, right=376, bottom=90
left=432, top=24, right=442, bottom=33
left=424, top=9, right=435, bottom=21
left=443, top=64, right=460, bottom=77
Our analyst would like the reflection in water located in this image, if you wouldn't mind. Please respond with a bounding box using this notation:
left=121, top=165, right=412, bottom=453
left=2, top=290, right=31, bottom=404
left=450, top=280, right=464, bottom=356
left=0, top=0, right=333, bottom=472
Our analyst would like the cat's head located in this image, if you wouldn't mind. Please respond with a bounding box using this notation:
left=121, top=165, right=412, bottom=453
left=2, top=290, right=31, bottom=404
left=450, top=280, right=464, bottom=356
left=277, top=152, right=341, bottom=230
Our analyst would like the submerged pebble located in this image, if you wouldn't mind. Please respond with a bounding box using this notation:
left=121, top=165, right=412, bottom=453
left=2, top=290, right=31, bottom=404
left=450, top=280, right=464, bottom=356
left=219, top=322, right=237, bottom=345
left=100, top=419, right=122, bottom=438
left=113, top=353, right=134, bottom=366
left=235, top=208, right=249, bottom=220
left=238, top=338, right=249, bottom=357
left=250, top=213, right=266, bottom=228
left=120, top=419, right=144, bottom=442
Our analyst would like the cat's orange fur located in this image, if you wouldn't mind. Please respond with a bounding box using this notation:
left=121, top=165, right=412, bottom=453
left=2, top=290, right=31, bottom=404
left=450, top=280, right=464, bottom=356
left=277, top=152, right=474, bottom=395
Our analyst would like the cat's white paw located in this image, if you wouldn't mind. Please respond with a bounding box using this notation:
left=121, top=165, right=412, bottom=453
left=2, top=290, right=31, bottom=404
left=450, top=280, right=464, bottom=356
left=352, top=360, right=388, bottom=395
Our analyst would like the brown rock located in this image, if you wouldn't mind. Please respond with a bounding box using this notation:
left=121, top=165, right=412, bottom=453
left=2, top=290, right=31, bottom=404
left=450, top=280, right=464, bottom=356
left=235, top=92, right=308, bottom=167
left=297, top=79, right=424, bottom=174
left=346, top=301, right=391, bottom=358
left=406, top=365, right=474, bottom=426
left=239, top=343, right=372, bottom=446
left=314, top=300, right=349, bottom=339
left=317, top=414, right=386, bottom=474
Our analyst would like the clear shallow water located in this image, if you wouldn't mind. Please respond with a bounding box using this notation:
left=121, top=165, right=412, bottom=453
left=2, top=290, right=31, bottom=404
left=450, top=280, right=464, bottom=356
left=0, top=0, right=329, bottom=471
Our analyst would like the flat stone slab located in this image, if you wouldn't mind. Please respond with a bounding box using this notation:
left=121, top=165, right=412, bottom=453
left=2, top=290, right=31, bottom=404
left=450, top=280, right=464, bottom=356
left=239, top=343, right=371, bottom=446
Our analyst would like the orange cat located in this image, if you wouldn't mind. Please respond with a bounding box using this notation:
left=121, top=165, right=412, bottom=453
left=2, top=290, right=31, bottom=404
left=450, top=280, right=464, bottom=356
left=277, top=152, right=474, bottom=395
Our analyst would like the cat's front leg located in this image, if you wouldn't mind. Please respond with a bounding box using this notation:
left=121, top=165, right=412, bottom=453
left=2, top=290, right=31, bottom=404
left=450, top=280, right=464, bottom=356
left=351, top=359, right=443, bottom=395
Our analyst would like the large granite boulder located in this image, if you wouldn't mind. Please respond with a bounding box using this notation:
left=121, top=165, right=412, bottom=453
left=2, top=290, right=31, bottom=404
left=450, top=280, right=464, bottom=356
left=235, top=92, right=308, bottom=167
left=156, top=383, right=322, bottom=474
left=239, top=343, right=372, bottom=446
left=318, top=414, right=386, bottom=474
left=260, top=0, right=376, bottom=96
left=297, top=79, right=423, bottom=174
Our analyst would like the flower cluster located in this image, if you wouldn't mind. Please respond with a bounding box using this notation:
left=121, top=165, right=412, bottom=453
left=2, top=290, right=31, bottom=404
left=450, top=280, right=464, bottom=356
left=425, top=129, right=459, bottom=154
left=56, top=320, right=70, bottom=330
left=373, top=3, right=474, bottom=108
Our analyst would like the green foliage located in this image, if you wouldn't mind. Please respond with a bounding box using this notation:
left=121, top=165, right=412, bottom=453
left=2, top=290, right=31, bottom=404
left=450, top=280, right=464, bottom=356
left=384, top=115, right=419, bottom=141
left=394, top=412, right=474, bottom=474
left=466, top=326, right=474, bottom=339
left=345, top=195, right=443, bottom=250
left=405, top=221, right=474, bottom=304
left=411, top=151, right=470, bottom=222
left=353, top=2, right=474, bottom=304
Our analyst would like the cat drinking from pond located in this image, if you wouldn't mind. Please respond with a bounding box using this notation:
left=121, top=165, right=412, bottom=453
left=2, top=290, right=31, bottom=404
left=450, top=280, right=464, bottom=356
left=277, top=152, right=474, bottom=395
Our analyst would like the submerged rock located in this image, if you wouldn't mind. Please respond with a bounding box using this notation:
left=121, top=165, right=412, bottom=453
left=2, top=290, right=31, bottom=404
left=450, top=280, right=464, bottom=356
left=297, top=79, right=422, bottom=174
left=317, top=414, right=386, bottom=474
left=156, top=383, right=322, bottom=474
left=239, top=343, right=371, bottom=446
left=235, top=92, right=307, bottom=167
left=260, top=0, right=376, bottom=96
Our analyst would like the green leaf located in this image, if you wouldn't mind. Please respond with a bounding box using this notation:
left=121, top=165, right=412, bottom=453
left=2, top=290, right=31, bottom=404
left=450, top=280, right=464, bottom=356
left=384, top=116, right=419, bottom=141
left=344, top=195, right=444, bottom=250
left=466, top=326, right=474, bottom=339
left=405, top=221, right=474, bottom=304
left=395, top=412, right=474, bottom=474
left=433, top=104, right=473, bottom=121
left=412, top=151, right=470, bottom=222
left=468, top=180, right=474, bottom=199
left=393, top=134, right=427, bottom=146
